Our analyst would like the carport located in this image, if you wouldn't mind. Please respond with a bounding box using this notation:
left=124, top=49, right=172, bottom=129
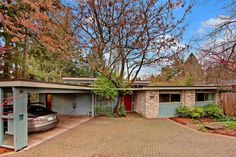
left=0, top=80, right=94, bottom=151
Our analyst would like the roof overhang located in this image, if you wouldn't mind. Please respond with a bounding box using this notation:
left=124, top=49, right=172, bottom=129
left=63, top=77, right=151, bottom=86
left=0, top=79, right=92, bottom=90
left=130, top=86, right=218, bottom=91
left=0, top=80, right=218, bottom=91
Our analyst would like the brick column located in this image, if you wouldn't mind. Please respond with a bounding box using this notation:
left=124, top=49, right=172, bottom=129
left=145, top=91, right=159, bottom=118
left=134, top=90, right=159, bottom=118
left=181, top=90, right=195, bottom=107
left=214, top=92, right=220, bottom=105
left=134, top=91, right=146, bottom=117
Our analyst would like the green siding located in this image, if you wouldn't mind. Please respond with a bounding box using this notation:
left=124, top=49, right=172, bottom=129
left=50, top=93, right=92, bottom=115
left=195, top=101, right=214, bottom=107
left=159, top=103, right=182, bottom=118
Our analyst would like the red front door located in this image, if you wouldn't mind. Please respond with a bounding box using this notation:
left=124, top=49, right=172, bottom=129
left=124, top=95, right=132, bottom=111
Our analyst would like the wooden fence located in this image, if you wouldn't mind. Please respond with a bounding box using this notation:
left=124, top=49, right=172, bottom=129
left=221, top=92, right=236, bottom=116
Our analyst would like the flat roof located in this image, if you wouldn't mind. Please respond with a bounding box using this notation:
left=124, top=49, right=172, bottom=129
left=63, top=77, right=151, bottom=85
left=131, top=86, right=218, bottom=90
left=63, top=77, right=97, bottom=81
left=0, top=79, right=218, bottom=91
left=0, top=79, right=92, bottom=90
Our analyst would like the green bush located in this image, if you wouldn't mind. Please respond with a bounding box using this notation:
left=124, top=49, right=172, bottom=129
left=217, top=116, right=236, bottom=129
left=176, top=104, right=223, bottom=119
left=203, top=104, right=224, bottom=119
left=176, top=106, right=204, bottom=119
left=95, top=104, right=114, bottom=117
left=191, top=107, right=205, bottom=119
left=224, top=121, right=236, bottom=129
left=176, top=106, right=191, bottom=118
left=219, top=116, right=236, bottom=122
left=119, top=105, right=127, bottom=117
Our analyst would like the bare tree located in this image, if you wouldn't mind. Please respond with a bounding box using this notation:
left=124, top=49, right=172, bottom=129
left=72, top=0, right=192, bottom=113
left=199, top=0, right=236, bottom=72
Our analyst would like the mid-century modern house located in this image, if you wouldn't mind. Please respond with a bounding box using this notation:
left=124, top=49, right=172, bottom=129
left=63, top=77, right=220, bottom=118
left=0, top=78, right=220, bottom=151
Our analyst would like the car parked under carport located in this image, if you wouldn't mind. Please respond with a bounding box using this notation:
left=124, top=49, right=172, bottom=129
left=3, top=103, right=59, bottom=133
left=28, top=105, right=59, bottom=133
left=0, top=80, right=94, bottom=151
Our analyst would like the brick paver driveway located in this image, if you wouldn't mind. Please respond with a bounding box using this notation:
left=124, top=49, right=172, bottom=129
left=7, top=114, right=236, bottom=157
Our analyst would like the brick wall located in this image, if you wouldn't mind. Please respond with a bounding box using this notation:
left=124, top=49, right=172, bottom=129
left=145, top=91, right=159, bottom=118
left=214, top=92, right=220, bottom=105
left=181, top=90, right=195, bottom=107
left=134, top=91, right=146, bottom=117
left=134, top=90, right=159, bottom=118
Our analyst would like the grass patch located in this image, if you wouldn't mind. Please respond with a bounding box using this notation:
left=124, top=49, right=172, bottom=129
left=215, top=116, right=236, bottom=129
left=223, top=121, right=236, bottom=129
left=197, top=124, right=208, bottom=132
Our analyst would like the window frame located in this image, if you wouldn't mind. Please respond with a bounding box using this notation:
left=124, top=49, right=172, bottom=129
left=195, top=92, right=215, bottom=102
left=159, top=92, right=181, bottom=103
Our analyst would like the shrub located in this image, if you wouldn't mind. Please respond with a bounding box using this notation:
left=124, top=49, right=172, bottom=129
left=119, top=105, right=127, bottom=117
left=217, top=116, right=236, bottom=129
left=95, top=104, right=114, bottom=117
left=190, top=107, right=205, bottom=119
left=176, top=104, right=225, bottom=119
left=203, top=104, right=224, bottom=119
left=220, top=116, right=236, bottom=121
left=224, top=121, right=236, bottom=129
left=176, top=106, right=192, bottom=118
left=176, top=106, right=204, bottom=119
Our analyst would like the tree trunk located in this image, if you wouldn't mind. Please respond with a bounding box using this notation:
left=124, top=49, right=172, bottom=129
left=114, top=93, right=124, bottom=115
left=4, top=53, right=10, bottom=78
left=22, top=41, right=29, bottom=79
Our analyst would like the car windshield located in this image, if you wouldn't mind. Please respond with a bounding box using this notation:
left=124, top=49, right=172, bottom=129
left=28, top=106, right=54, bottom=116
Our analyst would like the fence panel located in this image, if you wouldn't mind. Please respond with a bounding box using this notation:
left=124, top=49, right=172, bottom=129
left=221, top=93, right=236, bottom=116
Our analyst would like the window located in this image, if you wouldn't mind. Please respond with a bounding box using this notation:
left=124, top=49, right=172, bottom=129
left=159, top=93, right=181, bottom=103
left=205, top=93, right=214, bottom=101
left=196, top=93, right=214, bottom=102
left=171, top=94, right=181, bottom=102
left=159, top=94, right=170, bottom=103
left=196, top=93, right=204, bottom=101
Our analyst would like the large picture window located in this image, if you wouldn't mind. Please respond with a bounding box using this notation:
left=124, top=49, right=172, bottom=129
left=196, top=93, right=214, bottom=102
left=159, top=93, right=181, bottom=103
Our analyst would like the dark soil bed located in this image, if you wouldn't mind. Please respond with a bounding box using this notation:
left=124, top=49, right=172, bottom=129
left=211, top=129, right=236, bottom=137
left=170, top=117, right=236, bottom=137
left=170, top=117, right=193, bottom=125
left=0, top=147, right=12, bottom=154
